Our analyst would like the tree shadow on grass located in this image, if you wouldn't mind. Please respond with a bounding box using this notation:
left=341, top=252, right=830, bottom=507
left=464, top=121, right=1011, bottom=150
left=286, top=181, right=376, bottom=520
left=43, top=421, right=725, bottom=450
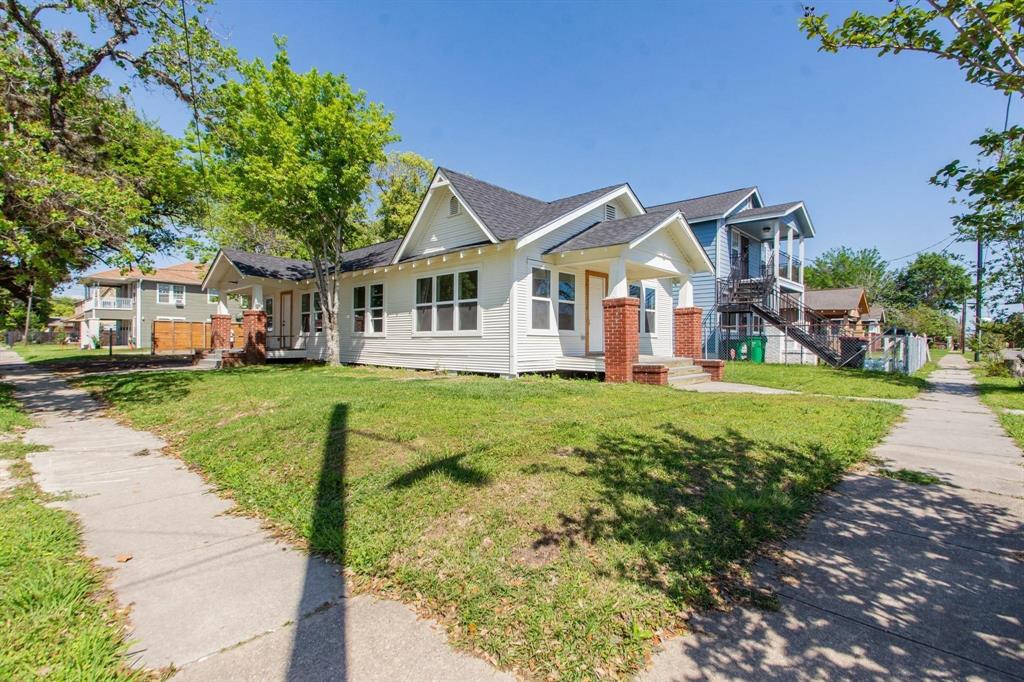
left=388, top=452, right=492, bottom=489
left=532, top=421, right=1023, bottom=679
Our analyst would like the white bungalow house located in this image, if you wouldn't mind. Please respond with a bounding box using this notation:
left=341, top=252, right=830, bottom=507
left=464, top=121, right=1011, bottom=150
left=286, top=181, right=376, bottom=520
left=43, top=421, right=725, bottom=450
left=202, top=168, right=745, bottom=383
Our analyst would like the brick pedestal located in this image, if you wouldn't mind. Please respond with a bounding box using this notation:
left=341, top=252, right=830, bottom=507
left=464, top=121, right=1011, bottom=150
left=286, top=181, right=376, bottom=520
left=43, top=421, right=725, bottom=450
left=632, top=364, right=668, bottom=385
left=211, top=314, right=232, bottom=350
left=695, top=358, right=725, bottom=381
left=603, top=297, right=639, bottom=383
left=673, top=306, right=703, bottom=359
left=242, top=310, right=267, bottom=363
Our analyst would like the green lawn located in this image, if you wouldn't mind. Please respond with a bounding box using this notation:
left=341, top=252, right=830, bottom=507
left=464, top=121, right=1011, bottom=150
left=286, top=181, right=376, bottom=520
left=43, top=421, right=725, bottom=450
left=78, top=364, right=900, bottom=679
left=722, top=361, right=930, bottom=399
left=12, top=344, right=190, bottom=374
left=0, top=384, right=142, bottom=680
left=973, top=370, right=1024, bottom=448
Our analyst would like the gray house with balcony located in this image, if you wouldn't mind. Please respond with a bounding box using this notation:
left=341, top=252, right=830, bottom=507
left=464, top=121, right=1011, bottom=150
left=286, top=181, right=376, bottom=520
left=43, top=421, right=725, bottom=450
left=72, top=262, right=243, bottom=348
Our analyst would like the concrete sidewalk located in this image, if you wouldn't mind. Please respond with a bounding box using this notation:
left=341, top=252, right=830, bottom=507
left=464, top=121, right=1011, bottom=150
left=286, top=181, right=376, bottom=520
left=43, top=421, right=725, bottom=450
left=643, top=353, right=1024, bottom=680
left=0, top=351, right=508, bottom=681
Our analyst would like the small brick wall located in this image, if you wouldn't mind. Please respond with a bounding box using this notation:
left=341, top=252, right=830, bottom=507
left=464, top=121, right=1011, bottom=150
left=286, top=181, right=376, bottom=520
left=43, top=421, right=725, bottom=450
left=674, top=307, right=703, bottom=359
left=695, top=358, right=725, bottom=381
left=210, top=314, right=232, bottom=350
left=632, top=364, right=668, bottom=385
left=242, top=310, right=267, bottom=363
left=603, top=297, right=639, bottom=383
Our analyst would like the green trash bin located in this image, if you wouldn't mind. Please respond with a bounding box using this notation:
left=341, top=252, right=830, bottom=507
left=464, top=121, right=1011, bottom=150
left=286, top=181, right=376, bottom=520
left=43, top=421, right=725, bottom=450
left=749, top=336, right=766, bottom=364
left=727, top=339, right=749, bottom=361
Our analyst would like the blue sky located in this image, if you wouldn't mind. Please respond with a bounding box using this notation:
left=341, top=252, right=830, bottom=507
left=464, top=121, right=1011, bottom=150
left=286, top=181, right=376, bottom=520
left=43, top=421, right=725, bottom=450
left=122, top=0, right=1012, bottom=272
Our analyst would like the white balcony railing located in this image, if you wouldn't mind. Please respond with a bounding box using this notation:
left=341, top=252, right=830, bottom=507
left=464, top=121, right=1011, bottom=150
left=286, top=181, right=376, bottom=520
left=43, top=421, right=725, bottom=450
left=81, top=296, right=134, bottom=312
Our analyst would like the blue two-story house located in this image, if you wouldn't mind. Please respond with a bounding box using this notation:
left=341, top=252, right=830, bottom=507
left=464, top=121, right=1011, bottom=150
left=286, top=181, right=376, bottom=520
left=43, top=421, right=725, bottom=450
left=649, top=187, right=821, bottom=364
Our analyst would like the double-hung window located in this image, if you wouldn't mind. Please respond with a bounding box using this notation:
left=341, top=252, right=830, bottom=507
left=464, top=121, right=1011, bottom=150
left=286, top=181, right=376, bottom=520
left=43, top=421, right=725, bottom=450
left=207, top=289, right=220, bottom=304
left=265, top=297, right=274, bottom=334
left=415, top=270, right=478, bottom=333
left=629, top=283, right=656, bottom=334
left=300, top=292, right=323, bottom=333
left=353, top=283, right=384, bottom=334
left=557, top=272, right=575, bottom=331
left=531, top=268, right=551, bottom=330
left=157, top=283, right=185, bottom=305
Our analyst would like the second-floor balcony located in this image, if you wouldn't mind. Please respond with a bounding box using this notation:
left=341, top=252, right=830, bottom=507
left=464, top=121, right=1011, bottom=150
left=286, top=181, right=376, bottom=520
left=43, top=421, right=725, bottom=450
left=79, top=296, right=135, bottom=313
left=776, top=252, right=803, bottom=282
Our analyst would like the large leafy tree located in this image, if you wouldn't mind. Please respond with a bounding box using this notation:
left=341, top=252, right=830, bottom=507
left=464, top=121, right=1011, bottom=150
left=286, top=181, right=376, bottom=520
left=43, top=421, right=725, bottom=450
left=804, top=246, right=894, bottom=304
left=364, top=151, right=435, bottom=245
left=206, top=41, right=396, bottom=363
left=892, top=252, right=973, bottom=312
left=0, top=0, right=234, bottom=302
left=801, top=1, right=1024, bottom=243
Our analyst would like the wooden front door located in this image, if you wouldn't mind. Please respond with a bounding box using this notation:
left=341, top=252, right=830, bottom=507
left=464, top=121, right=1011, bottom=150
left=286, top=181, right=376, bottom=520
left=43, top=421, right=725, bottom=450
left=586, top=271, right=608, bottom=354
left=279, top=291, right=293, bottom=348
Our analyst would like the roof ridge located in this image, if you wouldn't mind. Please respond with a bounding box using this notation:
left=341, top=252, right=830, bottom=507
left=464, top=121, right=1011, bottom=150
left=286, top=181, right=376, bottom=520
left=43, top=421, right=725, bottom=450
left=545, top=182, right=625, bottom=206
left=439, top=167, right=546, bottom=205
left=647, top=186, right=756, bottom=209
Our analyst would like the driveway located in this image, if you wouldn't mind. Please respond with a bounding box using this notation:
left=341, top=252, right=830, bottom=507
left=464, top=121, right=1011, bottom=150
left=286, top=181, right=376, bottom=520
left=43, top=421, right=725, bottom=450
left=643, top=353, right=1024, bottom=680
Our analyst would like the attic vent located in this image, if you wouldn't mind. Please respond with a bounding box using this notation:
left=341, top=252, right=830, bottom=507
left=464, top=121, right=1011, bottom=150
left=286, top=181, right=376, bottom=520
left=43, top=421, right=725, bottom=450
left=604, top=204, right=617, bottom=221
left=449, top=195, right=460, bottom=216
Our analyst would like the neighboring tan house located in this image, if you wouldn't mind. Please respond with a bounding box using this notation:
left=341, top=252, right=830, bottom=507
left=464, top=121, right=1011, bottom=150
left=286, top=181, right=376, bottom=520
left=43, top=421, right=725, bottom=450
left=862, top=305, right=887, bottom=335
left=804, top=287, right=871, bottom=336
left=203, top=167, right=718, bottom=383
left=72, top=262, right=243, bottom=348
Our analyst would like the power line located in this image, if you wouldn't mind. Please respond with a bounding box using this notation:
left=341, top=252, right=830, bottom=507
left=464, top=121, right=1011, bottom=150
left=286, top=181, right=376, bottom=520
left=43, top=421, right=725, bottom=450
left=884, top=232, right=959, bottom=264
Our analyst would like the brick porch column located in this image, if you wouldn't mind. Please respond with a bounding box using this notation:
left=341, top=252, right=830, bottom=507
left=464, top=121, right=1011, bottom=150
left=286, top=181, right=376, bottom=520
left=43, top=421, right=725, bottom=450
left=242, top=309, right=267, bottom=363
left=603, top=297, right=639, bottom=383
left=210, top=314, right=232, bottom=350
left=674, top=307, right=703, bottom=359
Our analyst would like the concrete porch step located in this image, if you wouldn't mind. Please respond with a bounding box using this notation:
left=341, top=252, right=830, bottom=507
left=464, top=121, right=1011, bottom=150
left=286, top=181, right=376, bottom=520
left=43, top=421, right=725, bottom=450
left=668, top=372, right=713, bottom=386
left=639, top=356, right=694, bottom=368
left=668, top=364, right=704, bottom=377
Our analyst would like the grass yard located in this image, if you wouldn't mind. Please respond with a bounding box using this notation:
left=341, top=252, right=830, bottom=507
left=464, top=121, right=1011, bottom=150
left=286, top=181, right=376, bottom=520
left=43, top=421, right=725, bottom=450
left=12, top=344, right=189, bottom=374
left=973, top=370, right=1024, bottom=448
left=722, top=361, right=930, bottom=399
left=78, top=364, right=900, bottom=679
left=0, top=384, right=142, bottom=680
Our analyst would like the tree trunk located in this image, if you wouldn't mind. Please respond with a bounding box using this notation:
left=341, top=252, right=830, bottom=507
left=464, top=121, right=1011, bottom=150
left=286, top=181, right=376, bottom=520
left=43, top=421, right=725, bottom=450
left=22, top=282, right=34, bottom=346
left=326, top=282, right=341, bottom=365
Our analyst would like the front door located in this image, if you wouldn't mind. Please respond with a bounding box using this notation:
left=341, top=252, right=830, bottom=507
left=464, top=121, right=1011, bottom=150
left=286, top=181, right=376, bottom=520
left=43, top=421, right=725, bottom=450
left=739, top=236, right=751, bottom=279
left=586, top=271, right=608, bottom=354
left=279, top=291, right=293, bottom=348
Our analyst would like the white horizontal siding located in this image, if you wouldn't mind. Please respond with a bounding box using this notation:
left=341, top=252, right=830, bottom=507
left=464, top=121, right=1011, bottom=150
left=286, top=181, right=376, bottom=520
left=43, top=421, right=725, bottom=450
left=338, top=249, right=512, bottom=374
left=406, top=187, right=489, bottom=258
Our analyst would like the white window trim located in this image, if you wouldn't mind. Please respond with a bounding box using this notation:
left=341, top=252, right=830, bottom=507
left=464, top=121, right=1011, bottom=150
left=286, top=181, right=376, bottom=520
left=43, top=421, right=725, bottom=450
left=557, top=271, right=577, bottom=334
left=411, top=267, right=481, bottom=338
left=631, top=282, right=658, bottom=337
left=299, top=291, right=325, bottom=334
left=529, top=266, right=556, bottom=336
left=207, top=289, right=220, bottom=305
left=157, top=283, right=186, bottom=306
left=352, top=281, right=386, bottom=337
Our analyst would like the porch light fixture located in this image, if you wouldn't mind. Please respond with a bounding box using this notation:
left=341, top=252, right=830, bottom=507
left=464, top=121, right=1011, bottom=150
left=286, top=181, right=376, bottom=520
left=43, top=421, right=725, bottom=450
left=762, top=226, right=771, bottom=234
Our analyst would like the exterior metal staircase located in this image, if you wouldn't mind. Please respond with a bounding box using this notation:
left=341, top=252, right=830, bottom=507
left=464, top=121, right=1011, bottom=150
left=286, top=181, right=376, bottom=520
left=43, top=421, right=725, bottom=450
left=715, top=253, right=865, bottom=368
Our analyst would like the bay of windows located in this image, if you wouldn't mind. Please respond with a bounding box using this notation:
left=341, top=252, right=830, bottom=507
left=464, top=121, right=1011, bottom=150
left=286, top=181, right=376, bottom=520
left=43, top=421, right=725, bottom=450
left=416, top=270, right=478, bottom=333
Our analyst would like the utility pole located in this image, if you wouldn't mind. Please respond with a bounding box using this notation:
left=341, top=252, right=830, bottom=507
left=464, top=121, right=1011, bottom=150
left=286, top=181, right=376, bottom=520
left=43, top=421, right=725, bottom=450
left=975, top=92, right=1014, bottom=361
left=960, top=298, right=967, bottom=352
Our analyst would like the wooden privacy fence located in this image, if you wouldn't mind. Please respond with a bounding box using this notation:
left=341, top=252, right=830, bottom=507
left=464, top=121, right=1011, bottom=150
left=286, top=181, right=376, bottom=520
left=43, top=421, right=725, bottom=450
left=152, top=320, right=243, bottom=354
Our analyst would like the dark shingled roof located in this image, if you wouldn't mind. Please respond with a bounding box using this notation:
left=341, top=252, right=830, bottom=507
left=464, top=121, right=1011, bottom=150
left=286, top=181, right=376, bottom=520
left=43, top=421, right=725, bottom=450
left=545, top=210, right=677, bottom=254
left=646, top=187, right=756, bottom=221
left=221, top=249, right=315, bottom=281
left=440, top=167, right=625, bottom=240
left=221, top=239, right=403, bottom=281
left=805, top=287, right=867, bottom=313
left=728, top=201, right=803, bottom=222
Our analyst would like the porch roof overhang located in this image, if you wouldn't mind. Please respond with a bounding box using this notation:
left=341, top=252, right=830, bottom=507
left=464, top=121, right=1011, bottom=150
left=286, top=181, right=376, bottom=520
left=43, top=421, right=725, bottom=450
left=542, top=210, right=714, bottom=278
left=725, top=201, right=815, bottom=238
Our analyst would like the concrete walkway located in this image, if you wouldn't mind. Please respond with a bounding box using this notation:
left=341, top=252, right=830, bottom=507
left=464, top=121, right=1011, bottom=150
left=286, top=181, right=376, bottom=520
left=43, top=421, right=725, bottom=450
left=643, top=353, right=1024, bottom=680
left=0, top=351, right=508, bottom=681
